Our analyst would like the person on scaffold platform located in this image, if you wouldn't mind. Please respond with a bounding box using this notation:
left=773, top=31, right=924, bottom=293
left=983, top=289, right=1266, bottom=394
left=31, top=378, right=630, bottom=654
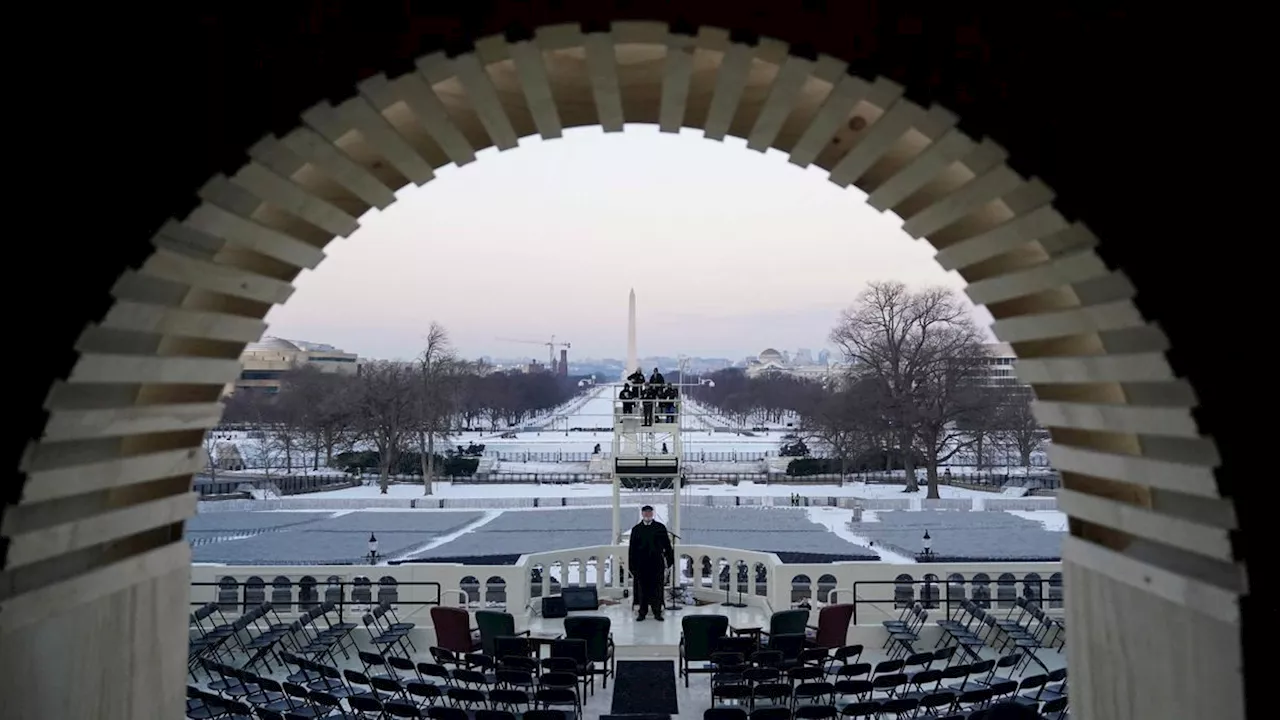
left=628, top=504, right=674, bottom=621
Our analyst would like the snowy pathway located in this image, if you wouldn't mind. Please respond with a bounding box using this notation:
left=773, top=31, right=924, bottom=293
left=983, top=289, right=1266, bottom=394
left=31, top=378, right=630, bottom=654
left=1005, top=510, right=1068, bottom=531
left=392, top=511, right=505, bottom=562
left=804, top=506, right=916, bottom=563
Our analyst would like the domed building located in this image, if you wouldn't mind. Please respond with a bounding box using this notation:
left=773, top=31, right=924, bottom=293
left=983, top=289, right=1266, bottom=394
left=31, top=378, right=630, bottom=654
left=757, top=348, right=785, bottom=365
left=743, top=347, right=788, bottom=378
left=245, top=337, right=304, bottom=354
left=746, top=346, right=842, bottom=382
left=229, top=336, right=361, bottom=395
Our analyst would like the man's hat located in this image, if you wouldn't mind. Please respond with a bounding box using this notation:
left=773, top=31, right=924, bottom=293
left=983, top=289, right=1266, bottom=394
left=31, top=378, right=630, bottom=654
left=641, top=505, right=654, bottom=512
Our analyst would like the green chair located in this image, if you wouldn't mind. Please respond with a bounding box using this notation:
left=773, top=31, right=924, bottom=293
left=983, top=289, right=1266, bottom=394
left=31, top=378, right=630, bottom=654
left=564, top=615, right=616, bottom=689
left=679, top=614, right=729, bottom=687
left=475, top=610, right=529, bottom=658
left=761, top=608, right=809, bottom=645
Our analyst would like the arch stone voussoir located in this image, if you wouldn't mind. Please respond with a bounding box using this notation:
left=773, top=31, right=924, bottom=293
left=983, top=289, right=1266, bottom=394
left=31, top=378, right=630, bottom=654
left=2, top=18, right=1244, bottom=720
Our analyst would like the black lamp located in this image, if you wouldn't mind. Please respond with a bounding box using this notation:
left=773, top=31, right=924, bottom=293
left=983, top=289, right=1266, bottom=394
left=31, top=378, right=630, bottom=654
left=917, top=529, right=934, bottom=562
left=367, top=532, right=380, bottom=564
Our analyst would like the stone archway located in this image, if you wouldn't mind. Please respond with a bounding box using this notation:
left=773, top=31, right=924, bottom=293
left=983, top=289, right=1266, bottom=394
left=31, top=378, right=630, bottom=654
left=1, top=6, right=1247, bottom=720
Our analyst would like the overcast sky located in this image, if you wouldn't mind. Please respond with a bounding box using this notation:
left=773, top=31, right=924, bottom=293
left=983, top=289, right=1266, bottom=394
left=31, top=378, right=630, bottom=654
left=264, top=125, right=992, bottom=361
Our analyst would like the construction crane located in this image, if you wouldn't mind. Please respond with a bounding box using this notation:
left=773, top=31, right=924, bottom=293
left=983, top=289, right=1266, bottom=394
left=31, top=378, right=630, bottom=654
left=496, top=335, right=571, bottom=370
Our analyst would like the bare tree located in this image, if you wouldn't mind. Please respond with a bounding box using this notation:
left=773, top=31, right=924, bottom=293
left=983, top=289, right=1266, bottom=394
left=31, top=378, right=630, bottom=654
left=484, top=401, right=506, bottom=432
left=798, top=379, right=878, bottom=483
left=283, top=367, right=355, bottom=470
left=954, top=379, right=1016, bottom=471
left=352, top=360, right=416, bottom=494
left=269, top=395, right=306, bottom=474
left=830, top=282, right=927, bottom=492
left=956, top=394, right=1002, bottom=470
left=229, top=391, right=284, bottom=476
left=830, top=281, right=992, bottom=498
left=413, top=323, right=466, bottom=496
left=202, top=431, right=220, bottom=483
left=457, top=366, right=489, bottom=429
left=220, top=390, right=259, bottom=425
left=910, top=322, right=995, bottom=495
left=455, top=369, right=577, bottom=431
left=995, top=389, right=1047, bottom=469
left=690, top=370, right=830, bottom=435
left=249, top=426, right=284, bottom=477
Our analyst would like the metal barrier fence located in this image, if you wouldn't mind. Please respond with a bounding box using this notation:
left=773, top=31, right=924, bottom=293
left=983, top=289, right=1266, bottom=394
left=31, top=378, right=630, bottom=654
left=848, top=576, right=1063, bottom=625
left=479, top=450, right=778, bottom=462
left=193, top=492, right=1058, bottom=513
left=465, top=467, right=1058, bottom=487
left=190, top=579, right=443, bottom=625
left=483, top=451, right=599, bottom=462
left=192, top=474, right=359, bottom=498
left=194, top=470, right=1058, bottom=496
left=939, top=472, right=1061, bottom=490
left=457, top=473, right=859, bottom=485
left=462, top=473, right=610, bottom=484
left=843, top=470, right=1060, bottom=487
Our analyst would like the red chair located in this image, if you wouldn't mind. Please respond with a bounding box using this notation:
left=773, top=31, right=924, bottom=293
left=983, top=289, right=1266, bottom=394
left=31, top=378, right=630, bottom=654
left=807, top=604, right=854, bottom=648
left=430, top=606, right=481, bottom=653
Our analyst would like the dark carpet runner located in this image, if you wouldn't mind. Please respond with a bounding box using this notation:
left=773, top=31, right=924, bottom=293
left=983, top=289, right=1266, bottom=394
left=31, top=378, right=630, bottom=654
left=609, top=659, right=679, bottom=716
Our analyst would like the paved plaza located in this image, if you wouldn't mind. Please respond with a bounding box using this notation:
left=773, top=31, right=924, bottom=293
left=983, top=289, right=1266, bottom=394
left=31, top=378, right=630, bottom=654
left=851, top=510, right=1064, bottom=561
left=188, top=506, right=901, bottom=564
left=189, top=511, right=483, bottom=564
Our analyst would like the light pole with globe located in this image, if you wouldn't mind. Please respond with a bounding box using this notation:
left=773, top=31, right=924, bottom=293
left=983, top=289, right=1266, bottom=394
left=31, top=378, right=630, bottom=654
left=916, top=529, right=934, bottom=562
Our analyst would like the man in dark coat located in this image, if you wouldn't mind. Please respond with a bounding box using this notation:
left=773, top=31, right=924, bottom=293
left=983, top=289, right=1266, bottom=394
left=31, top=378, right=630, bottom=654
left=628, top=505, right=674, bottom=621
left=619, top=383, right=637, bottom=415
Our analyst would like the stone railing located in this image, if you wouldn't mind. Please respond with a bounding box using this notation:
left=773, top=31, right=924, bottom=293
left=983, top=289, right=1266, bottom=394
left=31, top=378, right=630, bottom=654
left=195, top=495, right=1061, bottom=512
left=191, top=544, right=1062, bottom=630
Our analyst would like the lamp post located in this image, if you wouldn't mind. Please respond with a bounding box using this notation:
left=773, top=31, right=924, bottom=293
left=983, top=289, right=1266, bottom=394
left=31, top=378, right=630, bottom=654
left=367, top=532, right=380, bottom=565
left=916, top=529, right=934, bottom=562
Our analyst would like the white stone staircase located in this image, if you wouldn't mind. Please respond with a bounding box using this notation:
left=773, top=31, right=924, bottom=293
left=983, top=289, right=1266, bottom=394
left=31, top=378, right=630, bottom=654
left=764, top=457, right=791, bottom=475
left=474, top=457, right=498, bottom=480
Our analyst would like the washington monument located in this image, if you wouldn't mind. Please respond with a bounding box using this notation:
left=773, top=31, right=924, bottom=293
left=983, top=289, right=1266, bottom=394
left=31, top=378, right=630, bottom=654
left=625, top=288, right=638, bottom=379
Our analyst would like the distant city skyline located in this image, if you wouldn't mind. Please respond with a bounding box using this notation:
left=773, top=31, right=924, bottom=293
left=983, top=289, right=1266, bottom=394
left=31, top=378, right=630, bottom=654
left=264, top=125, right=992, bottom=361
left=252, top=338, right=834, bottom=366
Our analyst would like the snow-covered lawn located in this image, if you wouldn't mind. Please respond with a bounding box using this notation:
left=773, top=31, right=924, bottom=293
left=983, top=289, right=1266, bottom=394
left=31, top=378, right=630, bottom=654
left=682, top=398, right=802, bottom=432
left=685, top=461, right=765, bottom=474
left=1006, top=510, right=1069, bottom=532
left=213, top=428, right=790, bottom=459
left=494, top=461, right=593, bottom=474
left=215, top=467, right=351, bottom=478
left=193, top=479, right=1062, bottom=566
left=213, top=461, right=1053, bottom=482
left=210, top=382, right=1051, bottom=474
left=385, top=511, right=502, bottom=562
left=805, top=506, right=915, bottom=563
left=304, top=479, right=1011, bottom=501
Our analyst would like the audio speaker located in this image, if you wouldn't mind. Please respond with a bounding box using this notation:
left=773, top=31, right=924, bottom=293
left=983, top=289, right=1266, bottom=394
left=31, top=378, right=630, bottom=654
left=561, top=585, right=600, bottom=611
left=541, top=595, right=567, bottom=619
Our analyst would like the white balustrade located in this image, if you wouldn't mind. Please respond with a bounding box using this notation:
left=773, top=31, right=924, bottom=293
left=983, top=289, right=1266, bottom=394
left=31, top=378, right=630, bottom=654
left=191, top=548, right=1064, bottom=635
left=197, top=495, right=1060, bottom=512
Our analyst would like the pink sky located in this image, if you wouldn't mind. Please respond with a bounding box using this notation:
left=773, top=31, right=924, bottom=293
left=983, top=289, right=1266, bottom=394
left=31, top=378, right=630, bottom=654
left=265, top=125, right=992, bottom=361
